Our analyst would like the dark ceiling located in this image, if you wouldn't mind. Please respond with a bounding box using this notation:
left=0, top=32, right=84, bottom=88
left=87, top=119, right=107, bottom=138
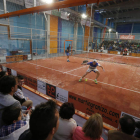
left=93, top=0, right=140, bottom=24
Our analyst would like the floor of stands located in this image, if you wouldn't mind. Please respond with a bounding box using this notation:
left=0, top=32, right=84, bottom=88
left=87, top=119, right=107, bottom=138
left=2, top=55, right=140, bottom=118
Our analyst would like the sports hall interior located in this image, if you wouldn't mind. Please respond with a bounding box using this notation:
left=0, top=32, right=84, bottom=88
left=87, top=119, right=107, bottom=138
left=0, top=0, right=140, bottom=140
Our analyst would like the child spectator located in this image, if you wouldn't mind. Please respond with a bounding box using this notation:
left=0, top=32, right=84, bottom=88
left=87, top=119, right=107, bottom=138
left=0, top=106, right=29, bottom=140
left=72, top=113, right=104, bottom=140
left=0, top=71, right=8, bottom=78
left=14, top=75, right=33, bottom=108
left=53, top=102, right=77, bottom=140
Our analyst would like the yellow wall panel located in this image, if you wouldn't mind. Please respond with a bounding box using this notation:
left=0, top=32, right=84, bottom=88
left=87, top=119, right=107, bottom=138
left=131, top=53, right=137, bottom=57
left=50, top=15, right=58, bottom=53
left=137, top=53, right=140, bottom=57
left=84, top=26, right=90, bottom=51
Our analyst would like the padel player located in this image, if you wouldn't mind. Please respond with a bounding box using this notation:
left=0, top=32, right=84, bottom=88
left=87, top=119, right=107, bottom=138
left=79, top=59, right=104, bottom=84
left=65, top=44, right=71, bottom=62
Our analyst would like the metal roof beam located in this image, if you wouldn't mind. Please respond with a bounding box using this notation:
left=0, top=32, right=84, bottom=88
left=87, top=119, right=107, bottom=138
left=0, top=0, right=113, bottom=19
left=104, top=9, right=140, bottom=18
left=113, top=18, right=140, bottom=23
left=95, top=0, right=140, bottom=11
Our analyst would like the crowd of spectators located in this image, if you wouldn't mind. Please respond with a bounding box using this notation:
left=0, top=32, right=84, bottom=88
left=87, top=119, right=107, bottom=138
left=0, top=67, right=140, bottom=140
left=99, top=40, right=140, bottom=53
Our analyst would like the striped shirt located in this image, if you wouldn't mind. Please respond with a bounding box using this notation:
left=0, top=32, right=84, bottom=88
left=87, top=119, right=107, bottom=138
left=0, top=120, right=26, bottom=137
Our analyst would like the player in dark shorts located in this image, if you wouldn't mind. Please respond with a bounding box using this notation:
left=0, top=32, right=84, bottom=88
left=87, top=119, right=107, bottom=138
left=65, top=44, right=71, bottom=62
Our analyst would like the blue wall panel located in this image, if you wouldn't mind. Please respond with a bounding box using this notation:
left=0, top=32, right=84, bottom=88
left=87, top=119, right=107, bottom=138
left=94, top=13, right=103, bottom=23
left=133, top=23, right=140, bottom=33
left=78, top=5, right=86, bottom=13
left=58, top=19, right=74, bottom=52
left=77, top=24, right=84, bottom=50
left=116, top=24, right=132, bottom=33
left=58, top=17, right=62, bottom=52
left=0, top=1, right=45, bottom=55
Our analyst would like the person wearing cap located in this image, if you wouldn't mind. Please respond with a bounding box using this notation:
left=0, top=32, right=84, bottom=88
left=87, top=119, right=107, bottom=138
left=79, top=59, right=104, bottom=84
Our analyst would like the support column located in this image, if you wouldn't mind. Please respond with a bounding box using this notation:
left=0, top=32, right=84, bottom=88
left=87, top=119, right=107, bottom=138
left=73, top=23, right=78, bottom=50
left=33, top=0, right=36, bottom=7
left=131, top=23, right=134, bottom=34
left=73, top=6, right=78, bottom=50
left=47, top=15, right=50, bottom=55
left=3, top=0, right=7, bottom=14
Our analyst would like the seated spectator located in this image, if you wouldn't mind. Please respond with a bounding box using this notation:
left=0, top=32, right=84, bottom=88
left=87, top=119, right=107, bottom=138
left=53, top=102, right=77, bottom=140
left=0, top=67, right=2, bottom=72
left=134, top=121, right=140, bottom=138
left=0, top=106, right=29, bottom=140
left=19, top=100, right=59, bottom=140
left=0, top=75, right=21, bottom=128
left=14, top=75, right=33, bottom=108
left=0, top=71, right=8, bottom=78
left=108, top=115, right=140, bottom=140
left=72, top=113, right=104, bottom=140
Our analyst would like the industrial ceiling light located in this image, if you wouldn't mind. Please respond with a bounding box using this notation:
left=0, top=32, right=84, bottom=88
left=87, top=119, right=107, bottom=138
left=109, top=29, right=112, bottom=32
left=81, top=13, right=87, bottom=19
left=42, top=0, right=53, bottom=4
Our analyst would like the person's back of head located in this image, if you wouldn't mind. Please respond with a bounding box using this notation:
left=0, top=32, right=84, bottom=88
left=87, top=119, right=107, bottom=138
left=2, top=106, right=21, bottom=125
left=30, top=100, right=59, bottom=140
left=0, top=71, right=8, bottom=79
left=0, top=75, right=17, bottom=95
left=59, top=102, right=75, bottom=120
left=119, top=115, right=135, bottom=135
left=83, top=113, right=103, bottom=139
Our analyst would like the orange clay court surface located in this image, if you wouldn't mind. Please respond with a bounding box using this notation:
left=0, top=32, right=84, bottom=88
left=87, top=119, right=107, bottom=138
left=3, top=53, right=140, bottom=118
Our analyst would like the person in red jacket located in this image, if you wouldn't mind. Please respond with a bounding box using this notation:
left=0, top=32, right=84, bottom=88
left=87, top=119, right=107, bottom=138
left=72, top=113, right=104, bottom=140
left=123, top=47, right=128, bottom=56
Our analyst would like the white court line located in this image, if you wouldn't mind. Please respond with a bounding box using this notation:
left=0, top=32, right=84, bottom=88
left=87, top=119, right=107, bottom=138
left=72, top=56, right=140, bottom=67
left=64, top=65, right=87, bottom=73
left=25, top=61, right=140, bottom=94
left=66, top=72, right=140, bottom=94
left=77, top=51, right=140, bottom=59
left=26, top=61, right=64, bottom=73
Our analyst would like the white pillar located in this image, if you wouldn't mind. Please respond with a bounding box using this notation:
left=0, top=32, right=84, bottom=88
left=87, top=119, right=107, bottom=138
left=47, top=15, right=50, bottom=54
left=33, top=0, right=36, bottom=7
left=73, top=6, right=78, bottom=51
left=3, top=0, right=7, bottom=14
left=74, top=23, right=78, bottom=50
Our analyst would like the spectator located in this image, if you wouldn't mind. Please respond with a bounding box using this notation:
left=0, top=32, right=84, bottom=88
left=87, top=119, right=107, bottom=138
left=53, top=102, right=77, bottom=140
left=108, top=115, right=140, bottom=140
left=0, top=71, right=8, bottom=78
left=19, top=100, right=59, bottom=140
left=72, top=113, right=104, bottom=140
left=14, top=75, right=33, bottom=108
left=134, top=121, right=140, bottom=138
left=0, top=106, right=29, bottom=140
left=0, top=67, right=2, bottom=72
left=0, top=75, right=21, bottom=128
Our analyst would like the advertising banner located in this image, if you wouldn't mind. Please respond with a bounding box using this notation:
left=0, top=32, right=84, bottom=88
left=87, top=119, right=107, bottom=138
left=37, top=80, right=46, bottom=94
left=46, top=83, right=56, bottom=99
left=120, top=35, right=135, bottom=40
left=68, top=92, right=121, bottom=128
left=56, top=87, right=68, bottom=103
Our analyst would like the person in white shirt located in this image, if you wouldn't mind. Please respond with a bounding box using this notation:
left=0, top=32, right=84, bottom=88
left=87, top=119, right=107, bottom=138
left=53, top=102, right=77, bottom=140
left=101, top=46, right=104, bottom=53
